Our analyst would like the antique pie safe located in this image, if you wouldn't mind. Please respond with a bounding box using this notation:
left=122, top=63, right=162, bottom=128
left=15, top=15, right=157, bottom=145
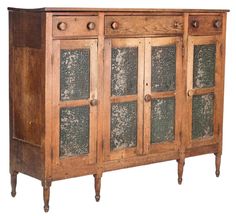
left=9, top=7, right=228, bottom=212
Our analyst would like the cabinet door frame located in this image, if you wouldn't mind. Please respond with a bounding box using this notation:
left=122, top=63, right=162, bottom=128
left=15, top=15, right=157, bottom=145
left=103, top=38, right=144, bottom=161
left=143, top=37, right=183, bottom=154
left=51, top=39, right=98, bottom=169
left=186, top=35, right=222, bottom=148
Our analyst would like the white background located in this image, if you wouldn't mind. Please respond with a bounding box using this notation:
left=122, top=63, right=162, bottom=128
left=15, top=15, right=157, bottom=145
left=0, top=0, right=235, bottom=215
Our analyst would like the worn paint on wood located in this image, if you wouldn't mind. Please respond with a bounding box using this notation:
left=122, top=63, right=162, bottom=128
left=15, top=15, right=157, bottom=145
left=193, top=44, right=216, bottom=88
left=111, top=47, right=138, bottom=96
left=192, top=93, right=214, bottom=139
left=60, top=106, right=90, bottom=157
left=151, top=45, right=176, bottom=92
left=110, top=101, right=137, bottom=150
left=151, top=97, right=175, bottom=143
left=60, top=49, right=90, bottom=101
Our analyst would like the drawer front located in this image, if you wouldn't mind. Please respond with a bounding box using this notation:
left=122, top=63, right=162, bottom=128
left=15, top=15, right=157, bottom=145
left=189, top=15, right=223, bottom=35
left=105, top=16, right=183, bottom=36
left=53, top=16, right=98, bottom=37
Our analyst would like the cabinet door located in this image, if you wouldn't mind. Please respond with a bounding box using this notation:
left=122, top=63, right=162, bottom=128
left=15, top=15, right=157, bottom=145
left=187, top=36, right=222, bottom=148
left=144, top=37, right=183, bottom=154
left=52, top=39, right=98, bottom=168
left=104, top=38, right=144, bottom=161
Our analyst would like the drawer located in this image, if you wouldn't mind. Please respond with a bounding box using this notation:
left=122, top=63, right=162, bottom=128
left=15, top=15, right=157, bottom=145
left=105, top=16, right=183, bottom=36
left=189, top=15, right=223, bottom=35
left=53, top=16, right=98, bottom=37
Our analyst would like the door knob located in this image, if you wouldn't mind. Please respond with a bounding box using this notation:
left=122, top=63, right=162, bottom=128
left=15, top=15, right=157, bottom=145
left=187, top=90, right=194, bottom=97
left=144, top=94, right=152, bottom=102
left=90, top=99, right=98, bottom=106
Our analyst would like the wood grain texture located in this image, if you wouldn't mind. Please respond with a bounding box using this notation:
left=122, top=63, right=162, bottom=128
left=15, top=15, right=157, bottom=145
left=11, top=11, right=42, bottom=48
left=8, top=7, right=230, bottom=13
left=105, top=15, right=184, bottom=36
left=189, top=15, right=223, bottom=35
left=9, top=9, right=228, bottom=211
left=9, top=11, right=45, bottom=183
left=53, top=16, right=98, bottom=38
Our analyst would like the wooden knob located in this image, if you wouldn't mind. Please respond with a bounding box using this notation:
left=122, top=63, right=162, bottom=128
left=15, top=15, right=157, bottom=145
left=87, top=22, right=95, bottom=30
left=57, top=22, right=67, bottom=31
left=174, top=21, right=180, bottom=29
left=111, top=22, right=119, bottom=30
left=187, top=90, right=194, bottom=97
left=192, top=20, right=199, bottom=28
left=214, top=20, right=221, bottom=28
left=90, top=99, right=98, bottom=106
left=144, top=94, right=152, bottom=102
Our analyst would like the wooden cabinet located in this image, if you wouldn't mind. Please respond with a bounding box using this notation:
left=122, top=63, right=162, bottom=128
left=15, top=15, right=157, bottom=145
left=8, top=8, right=229, bottom=212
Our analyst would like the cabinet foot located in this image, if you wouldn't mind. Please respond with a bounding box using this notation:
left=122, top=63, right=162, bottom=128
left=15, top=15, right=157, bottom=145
left=177, top=159, right=185, bottom=185
left=10, top=171, right=18, bottom=197
left=215, top=153, right=221, bottom=177
left=42, top=181, right=51, bottom=212
left=94, top=173, right=102, bottom=202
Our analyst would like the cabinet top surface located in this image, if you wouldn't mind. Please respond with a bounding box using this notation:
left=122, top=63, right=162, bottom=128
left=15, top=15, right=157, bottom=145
left=8, top=7, right=229, bottom=13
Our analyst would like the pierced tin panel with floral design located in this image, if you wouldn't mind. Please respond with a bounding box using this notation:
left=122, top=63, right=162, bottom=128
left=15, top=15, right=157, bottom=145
left=111, top=47, right=138, bottom=96
left=192, top=93, right=214, bottom=139
left=60, top=49, right=90, bottom=101
left=110, top=101, right=137, bottom=151
left=193, top=44, right=216, bottom=88
left=151, top=45, right=176, bottom=92
left=151, top=97, right=175, bottom=143
left=60, top=106, right=90, bottom=157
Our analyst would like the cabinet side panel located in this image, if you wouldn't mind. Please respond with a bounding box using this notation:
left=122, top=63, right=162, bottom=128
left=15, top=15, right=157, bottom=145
left=12, top=11, right=42, bottom=48
left=9, top=11, right=45, bottom=179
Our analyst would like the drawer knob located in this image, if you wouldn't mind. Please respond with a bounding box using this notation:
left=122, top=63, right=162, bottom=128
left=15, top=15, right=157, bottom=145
left=57, top=22, right=67, bottom=31
left=214, top=20, right=222, bottom=28
left=111, top=21, right=119, bottom=30
left=144, top=94, right=152, bottom=102
left=90, top=99, right=98, bottom=106
left=191, top=20, right=199, bottom=28
left=174, top=21, right=180, bottom=29
left=87, top=22, right=96, bottom=30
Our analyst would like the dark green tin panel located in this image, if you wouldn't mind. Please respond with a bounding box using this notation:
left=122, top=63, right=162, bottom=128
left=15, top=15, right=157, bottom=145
left=60, top=106, right=90, bottom=157
left=110, top=101, right=137, bottom=151
left=193, top=44, right=216, bottom=88
left=111, top=47, right=138, bottom=96
left=60, top=49, right=90, bottom=101
left=192, top=93, right=214, bottom=139
left=151, top=45, right=176, bottom=92
left=151, top=97, right=175, bottom=143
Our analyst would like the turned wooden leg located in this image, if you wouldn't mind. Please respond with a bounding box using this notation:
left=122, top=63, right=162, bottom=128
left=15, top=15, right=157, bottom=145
left=93, top=174, right=102, bottom=202
left=215, top=153, right=221, bottom=177
left=177, top=158, right=185, bottom=185
left=11, top=171, right=18, bottom=197
left=42, top=181, right=51, bottom=212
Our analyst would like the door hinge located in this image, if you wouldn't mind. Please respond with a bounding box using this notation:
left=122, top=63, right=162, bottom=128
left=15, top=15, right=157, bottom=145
left=179, top=131, right=183, bottom=142
left=51, top=54, right=54, bottom=65
left=102, top=139, right=104, bottom=152
left=50, top=147, right=53, bottom=161
left=182, top=44, right=185, bottom=57
left=218, top=124, right=221, bottom=136
left=220, top=44, right=224, bottom=56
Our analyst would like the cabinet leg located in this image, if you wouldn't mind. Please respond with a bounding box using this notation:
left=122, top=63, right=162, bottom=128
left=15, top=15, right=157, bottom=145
left=10, top=171, right=18, bottom=197
left=177, top=158, right=185, bottom=185
left=94, top=173, right=102, bottom=202
left=42, top=181, right=51, bottom=213
left=215, top=153, right=221, bottom=177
